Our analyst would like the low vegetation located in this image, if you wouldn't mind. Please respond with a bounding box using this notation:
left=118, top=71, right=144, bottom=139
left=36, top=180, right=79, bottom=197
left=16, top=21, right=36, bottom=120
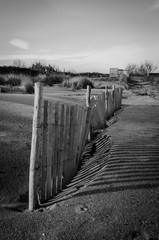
left=0, top=59, right=158, bottom=94
left=0, top=72, right=95, bottom=94
left=0, top=74, right=34, bottom=94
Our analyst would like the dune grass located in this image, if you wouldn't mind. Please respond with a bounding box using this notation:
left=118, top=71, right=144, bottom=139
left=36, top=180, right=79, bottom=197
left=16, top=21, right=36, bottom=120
left=0, top=73, right=95, bottom=93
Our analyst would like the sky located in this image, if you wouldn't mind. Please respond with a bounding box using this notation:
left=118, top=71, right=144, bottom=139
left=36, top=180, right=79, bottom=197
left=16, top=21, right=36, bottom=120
left=0, top=0, right=159, bottom=73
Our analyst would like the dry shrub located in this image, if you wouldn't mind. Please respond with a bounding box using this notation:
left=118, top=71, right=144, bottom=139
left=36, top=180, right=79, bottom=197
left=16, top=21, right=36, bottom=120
left=76, top=77, right=94, bottom=89
left=70, top=77, right=81, bottom=90
left=61, top=78, right=72, bottom=88
left=63, top=76, right=94, bottom=90
left=21, top=76, right=34, bottom=94
left=71, top=81, right=78, bottom=91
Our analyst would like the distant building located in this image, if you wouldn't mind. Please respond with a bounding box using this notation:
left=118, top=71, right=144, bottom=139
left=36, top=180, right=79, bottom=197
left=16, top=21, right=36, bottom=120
left=110, top=68, right=118, bottom=78
left=109, top=68, right=124, bottom=80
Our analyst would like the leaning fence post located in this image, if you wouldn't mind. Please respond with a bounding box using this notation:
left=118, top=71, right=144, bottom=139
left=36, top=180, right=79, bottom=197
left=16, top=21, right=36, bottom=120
left=29, top=82, right=43, bottom=211
left=86, top=85, right=92, bottom=141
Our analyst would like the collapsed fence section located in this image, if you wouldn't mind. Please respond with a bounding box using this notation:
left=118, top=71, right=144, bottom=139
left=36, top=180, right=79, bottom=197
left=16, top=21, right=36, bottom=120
left=40, top=102, right=92, bottom=203
left=29, top=83, right=123, bottom=210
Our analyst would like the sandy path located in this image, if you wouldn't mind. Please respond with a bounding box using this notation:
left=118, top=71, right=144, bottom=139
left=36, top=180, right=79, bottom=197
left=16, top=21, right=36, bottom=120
left=0, top=101, right=33, bottom=210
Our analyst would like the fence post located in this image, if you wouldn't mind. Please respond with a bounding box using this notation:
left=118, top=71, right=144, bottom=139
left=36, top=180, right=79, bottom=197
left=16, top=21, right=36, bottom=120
left=86, top=85, right=92, bottom=141
left=29, top=82, right=43, bottom=211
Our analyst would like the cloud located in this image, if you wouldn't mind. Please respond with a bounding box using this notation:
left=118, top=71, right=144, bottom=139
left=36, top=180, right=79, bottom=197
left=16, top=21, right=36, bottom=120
left=8, top=38, right=29, bottom=50
left=150, top=0, right=159, bottom=10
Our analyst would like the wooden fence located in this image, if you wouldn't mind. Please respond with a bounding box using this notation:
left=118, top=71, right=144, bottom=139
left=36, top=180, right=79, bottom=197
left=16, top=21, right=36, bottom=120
left=29, top=83, right=123, bottom=210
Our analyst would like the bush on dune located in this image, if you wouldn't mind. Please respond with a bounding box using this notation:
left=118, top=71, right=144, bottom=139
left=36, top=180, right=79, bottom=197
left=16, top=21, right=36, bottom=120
left=32, top=73, right=66, bottom=86
left=1, top=74, right=22, bottom=86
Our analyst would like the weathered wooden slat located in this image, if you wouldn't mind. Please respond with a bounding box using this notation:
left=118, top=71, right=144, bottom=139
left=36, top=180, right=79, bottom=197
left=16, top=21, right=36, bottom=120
left=70, top=105, right=78, bottom=179
left=74, top=106, right=84, bottom=171
left=86, top=85, right=91, bottom=107
left=63, top=105, right=71, bottom=186
left=81, top=107, right=92, bottom=152
left=52, top=102, right=59, bottom=195
left=77, top=107, right=88, bottom=161
left=49, top=102, right=56, bottom=197
left=67, top=106, right=76, bottom=183
left=75, top=107, right=87, bottom=168
left=110, top=90, right=115, bottom=117
left=72, top=105, right=81, bottom=174
left=41, top=100, right=49, bottom=202
left=105, top=86, right=108, bottom=118
left=61, top=105, right=68, bottom=188
left=57, top=104, right=65, bottom=192
left=46, top=102, right=55, bottom=199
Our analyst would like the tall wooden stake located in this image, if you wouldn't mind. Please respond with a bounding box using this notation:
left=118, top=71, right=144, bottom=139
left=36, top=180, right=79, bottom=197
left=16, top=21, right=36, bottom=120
left=29, top=82, right=43, bottom=211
